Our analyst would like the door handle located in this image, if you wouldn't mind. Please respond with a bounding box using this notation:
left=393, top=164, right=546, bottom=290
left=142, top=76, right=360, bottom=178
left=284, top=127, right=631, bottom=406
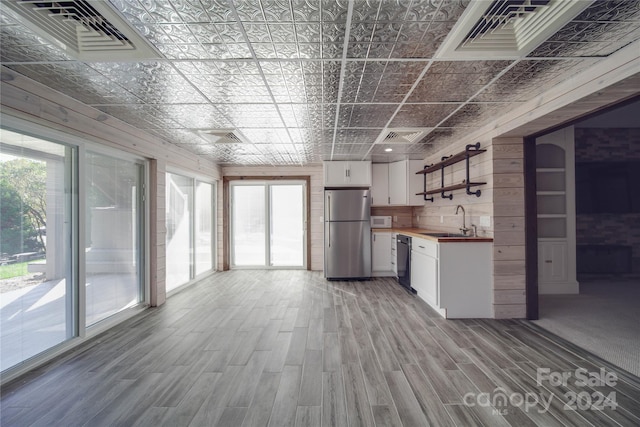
left=327, top=194, right=330, bottom=247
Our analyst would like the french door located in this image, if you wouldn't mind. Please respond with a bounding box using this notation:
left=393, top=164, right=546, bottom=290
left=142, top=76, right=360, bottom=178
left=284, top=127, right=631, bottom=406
left=231, top=181, right=306, bottom=268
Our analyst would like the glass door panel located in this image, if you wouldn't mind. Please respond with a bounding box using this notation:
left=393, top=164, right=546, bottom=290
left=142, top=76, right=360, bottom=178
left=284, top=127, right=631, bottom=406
left=270, top=184, right=304, bottom=267
left=85, top=152, right=143, bottom=326
left=166, top=173, right=193, bottom=291
left=232, top=185, right=266, bottom=266
left=195, top=181, right=213, bottom=275
left=0, top=130, right=75, bottom=372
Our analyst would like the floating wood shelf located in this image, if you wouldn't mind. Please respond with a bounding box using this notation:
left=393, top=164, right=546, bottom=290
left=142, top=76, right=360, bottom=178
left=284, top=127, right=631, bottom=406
left=415, top=142, right=486, bottom=201
left=416, top=146, right=486, bottom=175
left=416, top=182, right=486, bottom=196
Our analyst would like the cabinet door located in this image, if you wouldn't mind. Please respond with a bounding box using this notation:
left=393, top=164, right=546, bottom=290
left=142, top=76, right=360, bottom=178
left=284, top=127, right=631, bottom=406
left=324, top=162, right=348, bottom=186
left=372, top=232, right=392, bottom=272
left=388, top=160, right=407, bottom=205
left=371, top=164, right=389, bottom=206
left=538, top=241, right=568, bottom=282
left=408, top=160, right=425, bottom=206
left=411, top=250, right=438, bottom=307
left=347, top=161, right=372, bottom=186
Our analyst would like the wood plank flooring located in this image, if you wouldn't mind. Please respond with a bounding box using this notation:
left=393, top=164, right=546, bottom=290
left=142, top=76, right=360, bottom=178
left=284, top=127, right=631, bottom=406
left=2, top=270, right=640, bottom=426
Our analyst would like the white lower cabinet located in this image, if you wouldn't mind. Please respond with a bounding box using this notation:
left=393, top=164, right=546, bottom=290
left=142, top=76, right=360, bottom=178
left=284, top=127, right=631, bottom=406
left=411, top=237, right=493, bottom=318
left=411, top=241, right=438, bottom=307
left=372, top=231, right=394, bottom=277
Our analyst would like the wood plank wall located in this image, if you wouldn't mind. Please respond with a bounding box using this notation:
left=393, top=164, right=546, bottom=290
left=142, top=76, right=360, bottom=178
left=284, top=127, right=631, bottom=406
left=221, top=165, right=324, bottom=271
left=491, top=138, right=526, bottom=318
left=1, top=66, right=222, bottom=307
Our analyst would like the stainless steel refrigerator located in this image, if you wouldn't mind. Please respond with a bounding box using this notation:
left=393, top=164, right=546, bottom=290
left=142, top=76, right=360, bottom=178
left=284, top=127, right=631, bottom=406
left=324, top=188, right=371, bottom=279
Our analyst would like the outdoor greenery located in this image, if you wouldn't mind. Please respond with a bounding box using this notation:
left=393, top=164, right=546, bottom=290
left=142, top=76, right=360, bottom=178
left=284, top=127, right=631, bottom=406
left=0, top=158, right=47, bottom=257
left=0, top=261, right=30, bottom=280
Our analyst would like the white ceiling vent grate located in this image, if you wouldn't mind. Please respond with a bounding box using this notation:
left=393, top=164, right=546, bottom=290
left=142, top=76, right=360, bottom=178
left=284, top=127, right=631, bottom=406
left=3, top=0, right=160, bottom=61
left=377, top=128, right=432, bottom=145
left=436, top=0, right=593, bottom=59
left=197, top=129, right=249, bottom=144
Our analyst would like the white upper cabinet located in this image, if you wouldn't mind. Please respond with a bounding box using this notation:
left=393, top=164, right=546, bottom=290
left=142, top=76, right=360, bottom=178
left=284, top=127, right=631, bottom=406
left=371, top=160, right=424, bottom=206
left=324, top=161, right=372, bottom=187
left=388, top=160, right=406, bottom=205
left=371, top=163, right=389, bottom=206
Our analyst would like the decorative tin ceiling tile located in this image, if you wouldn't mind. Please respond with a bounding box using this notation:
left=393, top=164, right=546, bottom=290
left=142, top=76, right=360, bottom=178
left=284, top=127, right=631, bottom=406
left=211, top=23, right=246, bottom=43
left=433, top=0, right=470, bottom=20
left=408, top=60, right=512, bottom=102
left=95, top=105, right=180, bottom=129
left=232, top=0, right=266, bottom=22
left=7, top=63, right=139, bottom=104
left=441, top=103, right=511, bottom=128
left=170, top=0, right=213, bottom=23
left=574, top=0, right=640, bottom=22
left=272, top=44, right=301, bottom=58
left=140, top=1, right=183, bottom=24
left=320, top=0, right=349, bottom=22
left=2, top=0, right=638, bottom=165
left=322, top=22, right=347, bottom=43
left=157, top=104, right=231, bottom=129
left=295, top=23, right=322, bottom=43
left=0, top=16, right=73, bottom=62
left=390, top=103, right=461, bottom=127
left=474, top=59, right=591, bottom=103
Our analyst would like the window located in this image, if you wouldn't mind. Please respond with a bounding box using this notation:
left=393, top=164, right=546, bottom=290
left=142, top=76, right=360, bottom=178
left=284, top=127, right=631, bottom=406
left=166, top=173, right=215, bottom=291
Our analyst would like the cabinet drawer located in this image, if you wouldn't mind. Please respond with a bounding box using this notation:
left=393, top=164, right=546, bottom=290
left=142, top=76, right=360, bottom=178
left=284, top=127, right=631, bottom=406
left=412, top=238, right=438, bottom=258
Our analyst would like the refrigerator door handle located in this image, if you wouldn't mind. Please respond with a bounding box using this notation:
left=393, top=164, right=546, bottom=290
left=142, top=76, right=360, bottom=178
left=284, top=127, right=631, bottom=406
left=327, top=194, right=331, bottom=247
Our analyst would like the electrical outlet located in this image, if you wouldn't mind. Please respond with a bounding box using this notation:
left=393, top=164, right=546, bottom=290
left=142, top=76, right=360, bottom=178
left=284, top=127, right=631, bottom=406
left=393, top=215, right=398, bottom=222
left=440, top=215, right=444, bottom=223
left=480, top=215, right=490, bottom=227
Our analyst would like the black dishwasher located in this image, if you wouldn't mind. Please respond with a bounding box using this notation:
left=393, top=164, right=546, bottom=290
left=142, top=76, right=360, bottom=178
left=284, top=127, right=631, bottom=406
left=396, top=235, right=414, bottom=293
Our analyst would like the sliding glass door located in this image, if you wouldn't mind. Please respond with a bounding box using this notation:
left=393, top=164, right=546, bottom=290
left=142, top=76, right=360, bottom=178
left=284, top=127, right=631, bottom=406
left=166, top=173, right=215, bottom=292
left=0, top=131, right=76, bottom=372
left=231, top=181, right=306, bottom=268
left=85, top=151, right=144, bottom=326
left=1, top=123, right=148, bottom=376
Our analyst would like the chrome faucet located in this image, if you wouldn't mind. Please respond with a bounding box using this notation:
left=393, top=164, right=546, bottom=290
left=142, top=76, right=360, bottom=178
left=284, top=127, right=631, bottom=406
left=455, top=205, right=469, bottom=235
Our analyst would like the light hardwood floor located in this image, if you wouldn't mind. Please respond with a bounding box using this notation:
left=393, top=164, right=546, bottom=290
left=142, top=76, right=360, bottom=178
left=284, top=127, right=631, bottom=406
left=2, top=270, right=639, bottom=426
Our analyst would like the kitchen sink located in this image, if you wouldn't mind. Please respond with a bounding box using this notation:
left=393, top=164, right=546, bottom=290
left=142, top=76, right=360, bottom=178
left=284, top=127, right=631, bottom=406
left=420, top=232, right=470, bottom=238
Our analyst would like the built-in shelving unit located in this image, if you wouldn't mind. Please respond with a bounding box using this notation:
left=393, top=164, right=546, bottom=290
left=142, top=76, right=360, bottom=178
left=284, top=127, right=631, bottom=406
left=415, top=142, right=486, bottom=201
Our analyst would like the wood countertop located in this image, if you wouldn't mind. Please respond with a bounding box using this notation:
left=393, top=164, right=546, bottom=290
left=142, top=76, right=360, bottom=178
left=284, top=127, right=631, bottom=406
left=371, top=227, right=493, bottom=243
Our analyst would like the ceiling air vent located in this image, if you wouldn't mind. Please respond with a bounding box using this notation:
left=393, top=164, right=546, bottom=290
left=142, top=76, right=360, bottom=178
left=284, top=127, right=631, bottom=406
left=378, top=128, right=432, bottom=145
left=197, top=129, right=249, bottom=144
left=436, top=0, right=593, bottom=59
left=3, top=0, right=160, bottom=61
